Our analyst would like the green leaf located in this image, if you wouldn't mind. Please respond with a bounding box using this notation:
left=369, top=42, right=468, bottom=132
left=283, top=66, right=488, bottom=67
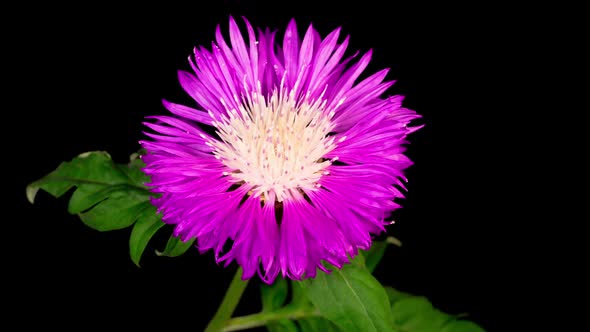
left=26, top=151, right=155, bottom=231
left=298, top=317, right=341, bottom=332
left=129, top=205, right=165, bottom=267
left=155, top=234, right=195, bottom=257
left=28, top=151, right=123, bottom=203
left=284, top=281, right=340, bottom=331
left=77, top=190, right=152, bottom=231
left=362, top=240, right=388, bottom=273
left=289, top=279, right=309, bottom=307
left=302, top=261, right=394, bottom=332
left=262, top=277, right=296, bottom=332
left=262, top=277, right=289, bottom=311
left=441, top=320, right=486, bottom=332
left=118, top=155, right=150, bottom=185
left=266, top=320, right=299, bottom=332
left=351, top=249, right=366, bottom=268
left=361, top=236, right=402, bottom=273
left=68, top=184, right=139, bottom=214
left=383, top=287, right=487, bottom=332
left=391, top=296, right=451, bottom=331
left=384, top=286, right=414, bottom=306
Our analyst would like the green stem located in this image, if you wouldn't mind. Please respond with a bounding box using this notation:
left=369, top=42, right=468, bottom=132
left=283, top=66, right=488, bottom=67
left=223, top=307, right=321, bottom=332
left=204, top=267, right=250, bottom=332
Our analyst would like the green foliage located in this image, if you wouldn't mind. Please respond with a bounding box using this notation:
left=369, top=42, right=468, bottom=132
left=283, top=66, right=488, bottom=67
left=391, top=296, right=452, bottom=331
left=130, top=205, right=165, bottom=267
left=361, top=236, right=402, bottom=273
left=390, top=296, right=486, bottom=332
left=259, top=275, right=341, bottom=332
left=26, top=151, right=194, bottom=266
left=27, top=151, right=153, bottom=231
left=256, top=240, right=486, bottom=332
left=296, top=317, right=340, bottom=332
left=384, top=286, right=414, bottom=306
left=261, top=277, right=298, bottom=332
left=262, top=276, right=290, bottom=310
left=441, top=320, right=486, bottom=332
left=156, top=234, right=196, bottom=258
left=290, top=282, right=339, bottom=332
left=302, top=261, right=395, bottom=332
left=362, top=240, right=389, bottom=273
left=28, top=151, right=486, bottom=332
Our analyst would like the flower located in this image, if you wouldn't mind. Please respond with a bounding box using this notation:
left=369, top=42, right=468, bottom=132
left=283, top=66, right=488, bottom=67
left=140, top=16, right=421, bottom=283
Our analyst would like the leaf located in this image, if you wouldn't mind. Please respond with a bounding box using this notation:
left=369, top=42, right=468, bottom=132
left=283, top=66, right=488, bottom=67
left=289, top=279, right=309, bottom=307
left=351, top=249, right=366, bottom=268
left=391, top=296, right=486, bottom=332
left=441, top=320, right=486, bottom=332
left=118, top=154, right=150, bottom=185
left=78, top=191, right=152, bottom=231
left=68, top=184, right=142, bottom=214
left=261, top=277, right=297, bottom=332
left=383, top=287, right=488, bottom=332
left=391, top=296, right=451, bottom=331
left=262, top=277, right=289, bottom=311
left=129, top=205, right=165, bottom=267
left=384, top=286, right=414, bottom=306
left=281, top=281, right=340, bottom=331
left=266, top=320, right=299, bottom=332
left=28, top=151, right=122, bottom=203
left=362, top=240, right=389, bottom=273
left=297, top=317, right=341, bottom=332
left=302, top=261, right=394, bottom=332
left=26, top=151, right=155, bottom=231
left=361, top=236, right=402, bottom=273
left=155, top=234, right=195, bottom=257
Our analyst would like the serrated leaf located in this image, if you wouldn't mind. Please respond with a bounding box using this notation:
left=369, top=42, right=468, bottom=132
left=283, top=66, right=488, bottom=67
left=155, top=234, right=195, bottom=257
left=441, top=320, right=486, bottom=332
left=302, top=262, right=394, bottom=332
left=391, top=296, right=452, bottom=332
left=130, top=205, right=165, bottom=267
left=26, top=151, right=155, bottom=231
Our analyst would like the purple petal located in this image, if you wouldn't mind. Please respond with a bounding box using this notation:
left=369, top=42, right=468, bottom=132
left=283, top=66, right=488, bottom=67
left=141, top=17, right=422, bottom=283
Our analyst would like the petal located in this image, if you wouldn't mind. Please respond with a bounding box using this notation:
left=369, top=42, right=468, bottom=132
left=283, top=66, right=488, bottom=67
left=282, top=18, right=299, bottom=88
left=162, top=99, right=213, bottom=125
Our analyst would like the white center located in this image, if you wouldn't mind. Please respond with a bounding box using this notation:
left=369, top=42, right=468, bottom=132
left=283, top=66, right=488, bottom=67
left=207, top=82, right=344, bottom=203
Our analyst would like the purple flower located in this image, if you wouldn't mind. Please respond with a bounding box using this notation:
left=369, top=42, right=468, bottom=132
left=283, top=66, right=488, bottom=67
left=140, top=17, right=421, bottom=283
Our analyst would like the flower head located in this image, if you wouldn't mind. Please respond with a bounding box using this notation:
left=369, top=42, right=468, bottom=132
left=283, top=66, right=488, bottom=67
left=141, top=17, right=421, bottom=283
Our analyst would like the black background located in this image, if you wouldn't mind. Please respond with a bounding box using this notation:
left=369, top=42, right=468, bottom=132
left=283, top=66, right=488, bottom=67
left=8, top=1, right=537, bottom=331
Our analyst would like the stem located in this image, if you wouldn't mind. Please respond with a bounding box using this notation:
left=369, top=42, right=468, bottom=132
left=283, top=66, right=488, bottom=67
left=223, top=307, right=320, bottom=332
left=204, top=267, right=250, bottom=332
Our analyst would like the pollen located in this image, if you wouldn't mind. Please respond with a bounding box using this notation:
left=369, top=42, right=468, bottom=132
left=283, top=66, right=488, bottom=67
left=209, top=82, right=339, bottom=203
